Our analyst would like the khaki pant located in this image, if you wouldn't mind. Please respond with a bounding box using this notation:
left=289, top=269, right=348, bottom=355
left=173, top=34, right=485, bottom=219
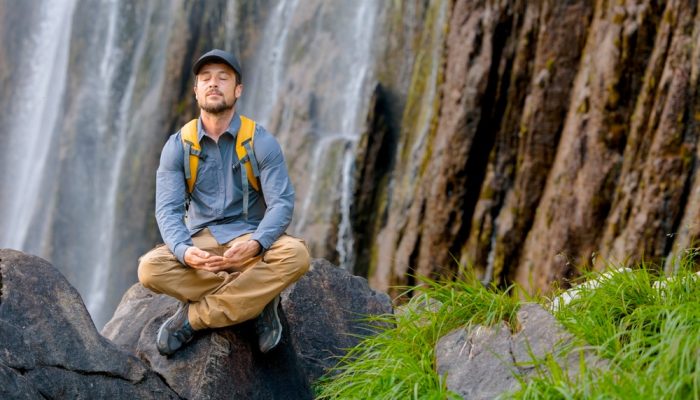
left=138, top=229, right=310, bottom=331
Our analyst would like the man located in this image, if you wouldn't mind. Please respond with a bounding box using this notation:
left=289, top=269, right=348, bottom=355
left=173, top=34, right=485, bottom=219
left=138, top=49, right=310, bottom=356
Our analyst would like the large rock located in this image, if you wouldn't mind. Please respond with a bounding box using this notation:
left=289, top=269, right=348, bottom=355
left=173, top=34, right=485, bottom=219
left=102, top=285, right=312, bottom=400
left=102, top=258, right=393, bottom=399
left=435, top=303, right=606, bottom=399
left=0, top=249, right=178, bottom=399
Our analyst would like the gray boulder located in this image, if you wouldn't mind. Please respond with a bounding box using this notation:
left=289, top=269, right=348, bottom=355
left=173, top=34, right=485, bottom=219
left=0, top=249, right=178, bottom=399
left=280, top=258, right=394, bottom=383
left=102, top=258, right=393, bottom=399
left=435, top=303, right=606, bottom=399
left=436, top=321, right=517, bottom=399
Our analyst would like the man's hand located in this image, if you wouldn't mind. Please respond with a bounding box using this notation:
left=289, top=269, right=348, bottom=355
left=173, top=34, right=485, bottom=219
left=184, top=246, right=226, bottom=271
left=223, top=240, right=262, bottom=270
left=184, top=241, right=261, bottom=273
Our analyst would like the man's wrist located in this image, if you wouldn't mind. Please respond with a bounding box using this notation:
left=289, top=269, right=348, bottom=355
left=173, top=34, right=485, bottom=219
left=251, top=239, right=264, bottom=256
left=173, top=243, right=191, bottom=265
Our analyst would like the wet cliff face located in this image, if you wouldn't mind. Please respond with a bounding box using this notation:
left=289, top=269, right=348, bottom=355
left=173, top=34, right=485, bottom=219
left=362, top=0, right=700, bottom=295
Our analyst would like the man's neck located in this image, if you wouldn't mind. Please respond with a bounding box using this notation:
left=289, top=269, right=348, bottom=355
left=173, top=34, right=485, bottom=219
left=200, top=108, right=236, bottom=141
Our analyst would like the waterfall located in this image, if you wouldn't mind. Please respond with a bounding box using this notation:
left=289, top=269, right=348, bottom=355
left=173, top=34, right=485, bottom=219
left=0, top=0, right=182, bottom=327
left=238, top=0, right=382, bottom=271
left=334, top=0, right=378, bottom=271
left=240, top=0, right=299, bottom=126
left=84, top=0, right=164, bottom=321
left=0, top=0, right=76, bottom=252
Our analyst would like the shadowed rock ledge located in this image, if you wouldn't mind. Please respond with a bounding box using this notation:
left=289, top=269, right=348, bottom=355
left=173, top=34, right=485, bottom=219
left=0, top=248, right=178, bottom=399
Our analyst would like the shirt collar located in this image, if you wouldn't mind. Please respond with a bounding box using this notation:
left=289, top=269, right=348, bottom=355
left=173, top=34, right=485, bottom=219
left=196, top=111, right=241, bottom=142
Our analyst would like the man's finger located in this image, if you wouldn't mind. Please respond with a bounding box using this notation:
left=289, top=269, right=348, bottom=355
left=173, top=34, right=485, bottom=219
left=224, top=244, right=242, bottom=258
left=189, top=254, right=205, bottom=263
left=194, top=248, right=213, bottom=258
left=223, top=248, right=237, bottom=258
left=204, top=260, right=227, bottom=268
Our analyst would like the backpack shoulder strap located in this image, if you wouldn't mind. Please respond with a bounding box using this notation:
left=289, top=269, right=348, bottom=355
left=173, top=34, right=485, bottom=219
left=236, top=115, right=260, bottom=191
left=180, top=119, right=200, bottom=193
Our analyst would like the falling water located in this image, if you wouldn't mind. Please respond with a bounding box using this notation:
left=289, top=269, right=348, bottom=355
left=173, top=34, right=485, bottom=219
left=85, top=1, right=169, bottom=320
left=0, top=0, right=76, bottom=251
left=482, top=225, right=499, bottom=285
left=240, top=0, right=299, bottom=125
left=296, top=132, right=358, bottom=234
left=239, top=0, right=382, bottom=271
left=333, top=0, right=378, bottom=270
left=0, top=0, right=182, bottom=327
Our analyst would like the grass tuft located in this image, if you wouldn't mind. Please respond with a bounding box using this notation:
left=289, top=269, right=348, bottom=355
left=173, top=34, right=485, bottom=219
left=509, top=251, right=700, bottom=399
left=315, top=270, right=519, bottom=399
left=316, top=250, right=700, bottom=399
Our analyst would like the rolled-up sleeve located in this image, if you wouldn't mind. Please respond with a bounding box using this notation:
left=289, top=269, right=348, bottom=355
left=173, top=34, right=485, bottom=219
left=250, top=128, right=295, bottom=250
left=155, top=134, right=192, bottom=264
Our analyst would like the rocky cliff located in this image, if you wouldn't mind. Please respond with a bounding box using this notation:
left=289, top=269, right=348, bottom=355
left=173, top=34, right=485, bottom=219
left=359, top=0, right=700, bottom=294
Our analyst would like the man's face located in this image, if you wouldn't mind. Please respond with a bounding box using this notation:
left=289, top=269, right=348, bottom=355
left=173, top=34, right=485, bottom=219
left=194, top=63, right=242, bottom=114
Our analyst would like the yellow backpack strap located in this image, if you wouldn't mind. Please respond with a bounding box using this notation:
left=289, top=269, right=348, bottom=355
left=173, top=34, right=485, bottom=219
left=236, top=115, right=260, bottom=191
left=236, top=115, right=260, bottom=220
left=180, top=119, right=201, bottom=193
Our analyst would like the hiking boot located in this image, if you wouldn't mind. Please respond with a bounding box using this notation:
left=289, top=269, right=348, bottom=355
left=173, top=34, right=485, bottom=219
left=256, top=295, right=282, bottom=353
left=157, top=302, right=196, bottom=356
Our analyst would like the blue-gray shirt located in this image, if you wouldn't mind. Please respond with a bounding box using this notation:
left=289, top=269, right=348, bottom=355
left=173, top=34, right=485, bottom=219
left=155, top=112, right=294, bottom=265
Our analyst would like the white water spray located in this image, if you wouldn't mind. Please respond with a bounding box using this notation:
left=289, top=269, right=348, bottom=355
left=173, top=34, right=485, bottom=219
left=0, top=0, right=76, bottom=250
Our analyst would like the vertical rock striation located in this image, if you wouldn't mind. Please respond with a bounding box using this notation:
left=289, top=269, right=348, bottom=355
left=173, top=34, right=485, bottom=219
left=360, top=0, right=700, bottom=295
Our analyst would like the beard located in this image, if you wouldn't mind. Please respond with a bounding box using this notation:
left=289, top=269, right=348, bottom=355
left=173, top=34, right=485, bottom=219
left=200, top=96, right=237, bottom=114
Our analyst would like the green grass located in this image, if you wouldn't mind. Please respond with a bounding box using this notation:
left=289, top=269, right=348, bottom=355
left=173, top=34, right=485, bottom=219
left=510, top=251, right=700, bottom=399
left=315, top=271, right=520, bottom=399
left=315, top=251, right=700, bottom=399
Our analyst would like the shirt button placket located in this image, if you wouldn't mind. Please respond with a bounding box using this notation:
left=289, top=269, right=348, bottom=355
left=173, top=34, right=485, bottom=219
left=218, top=170, right=224, bottom=215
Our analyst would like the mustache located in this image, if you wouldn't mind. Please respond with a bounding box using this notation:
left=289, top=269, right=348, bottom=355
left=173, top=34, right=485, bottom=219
left=206, top=90, right=223, bottom=96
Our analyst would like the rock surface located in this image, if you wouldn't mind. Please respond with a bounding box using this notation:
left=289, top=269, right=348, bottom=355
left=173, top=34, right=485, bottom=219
left=0, top=249, right=178, bottom=399
left=366, top=0, right=700, bottom=297
left=102, top=258, right=393, bottom=399
left=279, top=258, right=394, bottom=384
left=0, top=249, right=392, bottom=399
left=435, top=303, right=606, bottom=399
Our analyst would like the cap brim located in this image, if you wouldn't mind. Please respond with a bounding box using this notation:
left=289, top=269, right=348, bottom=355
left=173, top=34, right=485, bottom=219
left=193, top=56, right=234, bottom=75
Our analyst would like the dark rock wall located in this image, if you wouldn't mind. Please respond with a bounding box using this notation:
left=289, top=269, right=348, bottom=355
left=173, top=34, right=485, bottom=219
left=361, top=0, right=700, bottom=295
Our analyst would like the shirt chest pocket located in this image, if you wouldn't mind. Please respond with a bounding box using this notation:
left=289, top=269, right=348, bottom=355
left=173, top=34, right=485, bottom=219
left=193, top=156, right=221, bottom=196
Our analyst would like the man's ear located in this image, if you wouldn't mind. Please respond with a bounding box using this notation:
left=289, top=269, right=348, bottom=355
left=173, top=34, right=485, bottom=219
left=235, top=84, right=243, bottom=98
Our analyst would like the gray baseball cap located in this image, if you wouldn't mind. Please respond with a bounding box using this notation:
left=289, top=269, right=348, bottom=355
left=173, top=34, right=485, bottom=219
left=192, top=49, right=242, bottom=80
